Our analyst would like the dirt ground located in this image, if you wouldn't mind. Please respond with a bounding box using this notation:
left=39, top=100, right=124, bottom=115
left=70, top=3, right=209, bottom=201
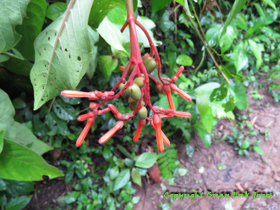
left=24, top=84, right=280, bottom=210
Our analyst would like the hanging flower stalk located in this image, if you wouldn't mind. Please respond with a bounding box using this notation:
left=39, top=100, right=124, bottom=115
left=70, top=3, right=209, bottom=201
left=61, top=0, right=192, bottom=152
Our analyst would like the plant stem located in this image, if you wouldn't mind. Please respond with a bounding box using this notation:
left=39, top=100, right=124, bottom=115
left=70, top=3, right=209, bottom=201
left=117, top=144, right=134, bottom=160
left=184, top=8, right=230, bottom=84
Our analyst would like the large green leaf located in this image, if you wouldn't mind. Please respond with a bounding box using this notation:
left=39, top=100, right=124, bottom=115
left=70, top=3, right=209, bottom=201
left=30, top=0, right=94, bottom=110
left=0, top=89, right=52, bottom=155
left=0, top=138, right=64, bottom=181
left=113, top=169, right=130, bottom=191
left=0, top=0, right=31, bottom=53
left=196, top=126, right=211, bottom=148
left=45, top=2, right=67, bottom=20
left=248, top=39, right=263, bottom=70
left=231, top=81, right=248, bottom=110
left=89, top=0, right=126, bottom=28
left=15, top=0, right=47, bottom=61
left=206, top=24, right=222, bottom=47
left=196, top=93, right=213, bottom=134
left=0, top=131, right=3, bottom=154
left=219, top=0, right=246, bottom=39
left=131, top=168, right=141, bottom=187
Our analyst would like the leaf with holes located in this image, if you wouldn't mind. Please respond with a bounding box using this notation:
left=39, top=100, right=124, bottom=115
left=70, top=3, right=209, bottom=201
left=15, top=0, right=47, bottom=61
left=53, top=98, right=76, bottom=121
left=30, top=0, right=94, bottom=110
left=0, top=0, right=31, bottom=53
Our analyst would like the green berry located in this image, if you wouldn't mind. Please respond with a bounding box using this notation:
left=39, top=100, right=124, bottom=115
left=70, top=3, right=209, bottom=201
left=119, top=82, right=129, bottom=98
left=156, top=83, right=163, bottom=94
left=146, top=59, right=157, bottom=74
left=138, top=107, right=147, bottom=119
left=129, top=102, right=138, bottom=110
left=128, top=83, right=141, bottom=100
left=134, top=77, right=145, bottom=88
left=128, top=96, right=138, bottom=104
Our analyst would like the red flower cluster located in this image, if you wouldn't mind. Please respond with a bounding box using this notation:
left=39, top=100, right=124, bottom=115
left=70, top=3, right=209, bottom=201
left=61, top=3, right=192, bottom=152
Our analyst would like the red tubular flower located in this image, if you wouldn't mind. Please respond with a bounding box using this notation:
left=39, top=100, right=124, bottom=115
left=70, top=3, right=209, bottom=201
left=119, top=66, right=125, bottom=71
left=163, top=85, right=175, bottom=110
left=174, top=111, right=191, bottom=118
left=161, top=131, right=170, bottom=146
left=77, top=112, right=94, bottom=121
left=133, top=119, right=146, bottom=142
left=170, top=84, right=192, bottom=101
left=108, top=104, right=122, bottom=119
left=98, top=121, right=124, bottom=144
left=61, top=90, right=99, bottom=100
left=172, top=66, right=184, bottom=82
left=153, top=114, right=164, bottom=152
left=76, top=117, right=95, bottom=147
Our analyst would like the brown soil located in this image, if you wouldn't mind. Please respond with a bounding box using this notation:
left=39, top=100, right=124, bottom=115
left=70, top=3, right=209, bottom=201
left=24, top=85, right=280, bottom=210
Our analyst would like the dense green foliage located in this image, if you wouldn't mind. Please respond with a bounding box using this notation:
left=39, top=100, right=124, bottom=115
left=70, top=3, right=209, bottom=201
left=0, top=0, right=279, bottom=209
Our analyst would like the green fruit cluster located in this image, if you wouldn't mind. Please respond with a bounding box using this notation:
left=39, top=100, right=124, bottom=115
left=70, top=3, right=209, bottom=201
left=119, top=78, right=148, bottom=119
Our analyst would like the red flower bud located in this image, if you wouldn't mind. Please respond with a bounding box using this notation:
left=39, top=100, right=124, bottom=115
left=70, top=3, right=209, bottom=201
left=61, top=90, right=99, bottom=100
left=170, top=84, right=192, bottom=101
left=76, top=117, right=95, bottom=147
left=172, top=66, right=184, bottom=82
left=119, top=66, right=125, bottom=71
left=133, top=119, right=146, bottom=142
left=99, top=121, right=124, bottom=144
left=77, top=112, right=94, bottom=121
left=89, top=102, right=97, bottom=109
left=174, top=111, right=191, bottom=118
left=161, top=131, right=170, bottom=146
left=108, top=104, right=122, bottom=119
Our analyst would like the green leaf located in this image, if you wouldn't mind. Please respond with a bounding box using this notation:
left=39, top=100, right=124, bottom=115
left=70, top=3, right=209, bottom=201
left=253, top=3, right=265, bottom=17
left=176, top=54, right=193, bottom=66
left=185, top=144, right=194, bottom=158
left=86, top=26, right=99, bottom=80
left=175, top=0, right=194, bottom=18
left=231, top=81, right=248, bottom=110
left=262, top=0, right=277, bottom=10
left=0, top=131, right=3, bottom=154
left=219, top=26, right=236, bottom=54
left=2, top=54, right=33, bottom=76
left=53, top=98, right=76, bottom=121
left=113, top=169, right=130, bottom=191
left=97, top=17, right=127, bottom=54
left=103, top=146, right=112, bottom=161
left=110, top=166, right=119, bottom=180
left=45, top=112, right=69, bottom=135
left=151, top=0, right=172, bottom=14
left=31, top=0, right=94, bottom=110
left=232, top=42, right=248, bottom=72
left=107, top=6, right=127, bottom=25
left=0, top=0, right=31, bottom=53
left=196, top=127, right=211, bottom=148
left=4, top=180, right=34, bottom=195
left=12, top=98, right=27, bottom=109
left=131, top=196, right=140, bottom=204
left=65, top=191, right=81, bottom=204
left=5, top=196, right=32, bottom=210
left=206, top=24, right=222, bottom=47
left=82, top=177, right=92, bottom=189
left=248, top=39, right=263, bottom=69
left=135, top=152, right=157, bottom=169
left=219, top=0, right=246, bottom=39
left=45, top=2, right=67, bottom=20
left=0, top=89, right=52, bottom=155
left=15, top=0, right=47, bottom=61
left=254, top=146, right=263, bottom=155
left=131, top=168, right=141, bottom=187
left=210, top=82, right=228, bottom=102
left=98, top=55, right=118, bottom=81
left=0, top=138, right=64, bottom=181
left=241, top=140, right=250, bottom=149
left=89, top=0, right=126, bottom=28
